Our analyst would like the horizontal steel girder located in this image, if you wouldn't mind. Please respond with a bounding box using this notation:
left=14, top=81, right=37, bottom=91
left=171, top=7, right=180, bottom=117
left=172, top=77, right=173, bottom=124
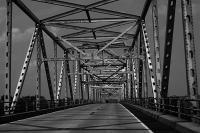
left=82, top=81, right=126, bottom=85
left=46, top=18, right=136, bottom=24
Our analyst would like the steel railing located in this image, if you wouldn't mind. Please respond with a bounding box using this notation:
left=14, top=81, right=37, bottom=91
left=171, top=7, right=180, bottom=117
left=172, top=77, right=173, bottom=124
left=123, top=97, right=200, bottom=123
left=0, top=98, right=93, bottom=116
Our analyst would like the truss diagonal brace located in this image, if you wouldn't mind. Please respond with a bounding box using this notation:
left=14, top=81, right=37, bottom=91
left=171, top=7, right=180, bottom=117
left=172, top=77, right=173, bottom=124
left=152, top=0, right=161, bottom=98
left=59, top=37, right=86, bottom=55
left=64, top=51, right=73, bottom=101
left=10, top=26, right=39, bottom=112
left=13, top=0, right=67, bottom=51
left=105, top=66, right=125, bottom=81
left=39, top=29, right=54, bottom=101
left=57, top=61, right=64, bottom=100
left=161, top=0, right=176, bottom=98
left=82, top=67, right=104, bottom=81
left=132, top=0, right=152, bottom=47
left=103, top=49, right=125, bottom=64
left=141, top=21, right=157, bottom=102
left=41, top=0, right=124, bottom=22
left=97, top=25, right=135, bottom=54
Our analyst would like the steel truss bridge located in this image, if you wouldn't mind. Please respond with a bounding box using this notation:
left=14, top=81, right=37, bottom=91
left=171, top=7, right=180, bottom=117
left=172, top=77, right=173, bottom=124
left=1, top=0, right=200, bottom=132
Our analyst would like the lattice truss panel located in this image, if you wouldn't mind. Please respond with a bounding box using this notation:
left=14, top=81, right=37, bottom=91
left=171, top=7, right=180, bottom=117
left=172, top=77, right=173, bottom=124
left=3, top=0, right=199, bottom=114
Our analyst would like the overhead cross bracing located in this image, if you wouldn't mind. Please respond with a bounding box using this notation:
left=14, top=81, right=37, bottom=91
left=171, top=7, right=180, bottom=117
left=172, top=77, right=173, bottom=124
left=2, top=0, right=169, bottom=112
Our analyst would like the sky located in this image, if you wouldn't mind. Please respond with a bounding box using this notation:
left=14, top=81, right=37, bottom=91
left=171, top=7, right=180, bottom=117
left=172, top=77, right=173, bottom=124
left=1, top=0, right=200, bottom=99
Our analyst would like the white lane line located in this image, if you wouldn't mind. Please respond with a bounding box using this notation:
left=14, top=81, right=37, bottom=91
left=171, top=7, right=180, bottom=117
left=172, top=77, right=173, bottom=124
left=0, top=104, right=95, bottom=126
left=120, top=104, right=154, bottom=133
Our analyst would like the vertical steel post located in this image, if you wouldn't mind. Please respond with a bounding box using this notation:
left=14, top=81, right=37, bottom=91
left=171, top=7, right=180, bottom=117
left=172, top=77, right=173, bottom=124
left=126, top=59, right=131, bottom=99
left=133, top=61, right=138, bottom=98
left=152, top=0, right=161, bottom=98
left=143, top=48, right=148, bottom=99
left=138, top=32, right=143, bottom=98
left=83, top=70, right=87, bottom=100
left=125, top=66, right=128, bottom=100
left=57, top=61, right=64, bottom=101
left=93, top=88, right=95, bottom=102
left=64, top=52, right=68, bottom=104
left=140, top=26, right=148, bottom=104
left=181, top=0, right=198, bottom=99
left=65, top=51, right=73, bottom=101
left=36, top=28, right=41, bottom=111
left=78, top=53, right=83, bottom=101
left=73, top=53, right=78, bottom=100
left=53, top=41, right=58, bottom=101
left=5, top=0, right=12, bottom=115
left=134, top=39, right=139, bottom=99
left=130, top=57, right=133, bottom=99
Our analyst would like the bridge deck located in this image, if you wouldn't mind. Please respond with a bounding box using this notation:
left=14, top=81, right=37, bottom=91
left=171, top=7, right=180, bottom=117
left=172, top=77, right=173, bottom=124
left=0, top=103, right=153, bottom=133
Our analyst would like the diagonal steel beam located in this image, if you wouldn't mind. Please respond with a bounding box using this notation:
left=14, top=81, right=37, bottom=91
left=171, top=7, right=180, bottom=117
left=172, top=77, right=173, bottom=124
left=161, top=0, right=176, bottom=98
left=104, top=66, right=125, bottom=81
left=132, top=0, right=152, bottom=47
left=97, top=25, right=135, bottom=54
left=82, top=67, right=104, bottom=81
left=13, top=0, right=67, bottom=51
left=59, top=37, right=87, bottom=55
left=97, top=30, right=134, bottom=38
left=42, top=9, right=82, bottom=22
left=39, top=29, right=54, bottom=101
left=40, top=0, right=122, bottom=22
left=103, top=49, right=125, bottom=64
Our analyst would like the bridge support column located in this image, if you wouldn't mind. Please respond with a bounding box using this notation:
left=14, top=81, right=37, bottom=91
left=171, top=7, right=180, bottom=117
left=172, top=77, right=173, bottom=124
left=141, top=21, right=157, bottom=104
left=130, top=57, right=133, bottom=100
left=132, top=61, right=138, bottom=99
left=152, top=0, right=161, bottom=99
left=64, top=51, right=73, bottom=102
left=86, top=73, right=90, bottom=101
left=161, top=0, right=176, bottom=98
left=39, top=29, right=54, bottom=105
left=36, top=28, right=41, bottom=111
left=181, top=0, right=198, bottom=101
left=4, top=0, right=12, bottom=115
left=126, top=59, right=131, bottom=99
left=138, top=31, right=143, bottom=99
left=53, top=41, right=58, bottom=103
left=78, top=53, right=84, bottom=102
left=73, top=53, right=78, bottom=102
left=64, top=52, right=68, bottom=105
left=57, top=61, right=64, bottom=105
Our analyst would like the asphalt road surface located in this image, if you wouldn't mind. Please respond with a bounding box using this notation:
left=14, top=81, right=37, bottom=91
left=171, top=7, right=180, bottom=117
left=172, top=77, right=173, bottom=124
left=0, top=103, right=153, bottom=133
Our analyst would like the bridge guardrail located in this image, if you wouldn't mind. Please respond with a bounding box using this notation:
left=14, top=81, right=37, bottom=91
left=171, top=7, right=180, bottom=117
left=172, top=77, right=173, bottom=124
left=0, top=98, right=93, bottom=116
left=123, top=97, right=200, bottom=124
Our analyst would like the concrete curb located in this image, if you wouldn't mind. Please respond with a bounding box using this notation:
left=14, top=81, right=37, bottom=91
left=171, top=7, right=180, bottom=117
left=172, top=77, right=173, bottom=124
left=122, top=102, right=200, bottom=133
